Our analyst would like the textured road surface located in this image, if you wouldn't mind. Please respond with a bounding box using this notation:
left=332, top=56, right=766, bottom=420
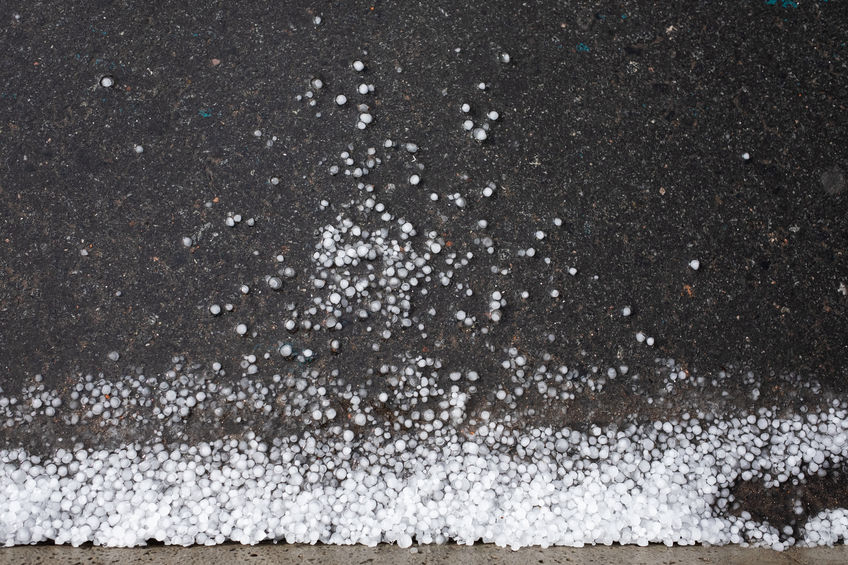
left=1, top=0, right=847, bottom=542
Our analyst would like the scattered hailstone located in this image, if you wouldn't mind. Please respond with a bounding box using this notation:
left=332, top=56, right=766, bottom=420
left=268, top=277, right=282, bottom=290
left=358, top=83, right=369, bottom=95
left=235, top=323, right=248, bottom=335
left=535, top=230, right=545, bottom=240
left=568, top=267, right=578, bottom=276
left=487, top=110, right=499, bottom=121
left=107, top=351, right=120, bottom=362
left=209, top=304, right=222, bottom=316
left=134, top=144, right=144, bottom=154
left=99, top=75, right=115, bottom=88
left=461, top=103, right=471, bottom=113
left=311, top=78, right=323, bottom=89
left=742, top=152, right=750, bottom=160
left=313, top=16, right=322, bottom=25
left=477, top=82, right=486, bottom=90
left=409, top=174, right=420, bottom=186
left=240, top=284, right=250, bottom=294
left=462, top=120, right=474, bottom=131
left=621, top=306, right=632, bottom=317
left=472, top=128, right=487, bottom=142
left=335, top=94, right=347, bottom=105
left=689, top=259, right=700, bottom=271
left=499, top=52, right=511, bottom=63
left=253, top=129, right=262, bottom=137
left=181, top=236, right=193, bottom=247
left=353, top=60, right=365, bottom=72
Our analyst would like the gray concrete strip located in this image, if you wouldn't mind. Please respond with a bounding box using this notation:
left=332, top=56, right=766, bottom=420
left=2, top=544, right=846, bottom=565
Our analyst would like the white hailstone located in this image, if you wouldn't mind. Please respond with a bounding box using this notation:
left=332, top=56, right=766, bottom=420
left=353, top=413, right=367, bottom=425
left=455, top=196, right=466, bottom=207
left=235, top=323, right=248, bottom=335
left=635, top=332, right=646, bottom=342
left=550, top=289, right=560, bottom=298
left=499, top=52, right=511, bottom=63
left=461, top=103, right=471, bottom=113
left=742, top=152, right=750, bottom=160
left=568, top=267, right=578, bottom=276
left=482, top=185, right=494, bottom=197
left=472, top=128, right=487, bottom=141
left=405, top=142, right=419, bottom=153
left=487, top=110, right=499, bottom=121
left=455, top=310, right=466, bottom=321
left=535, top=230, right=545, bottom=240
left=329, top=292, right=342, bottom=305
left=401, top=221, right=414, bottom=234
left=253, top=129, right=262, bottom=137
left=409, top=174, right=420, bottom=186
left=181, top=236, right=193, bottom=247
left=303, top=348, right=313, bottom=359
left=240, top=284, right=250, bottom=294
left=689, top=259, right=700, bottom=270
left=526, top=247, right=536, bottom=257
left=99, top=75, right=115, bottom=87
left=313, top=15, right=322, bottom=25
left=335, top=94, right=347, bottom=105
left=356, top=121, right=367, bottom=130
left=279, top=344, right=293, bottom=357
left=311, top=78, right=323, bottom=89
left=429, top=192, right=439, bottom=201
left=429, top=242, right=441, bottom=254
left=553, top=217, right=563, bottom=226
left=621, top=306, right=632, bottom=317
left=107, top=351, right=120, bottom=362
left=478, top=219, right=488, bottom=228
left=209, top=304, right=221, bottom=315
left=477, top=82, right=486, bottom=90
left=358, top=83, right=369, bottom=95
left=134, top=144, right=144, bottom=154
left=359, top=113, right=373, bottom=124
left=353, top=60, right=365, bottom=72
left=268, top=277, right=282, bottom=290
left=462, top=119, right=474, bottom=131
left=646, top=336, right=655, bottom=346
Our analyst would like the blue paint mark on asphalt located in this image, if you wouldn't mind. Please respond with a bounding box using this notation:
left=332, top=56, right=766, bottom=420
left=576, top=43, right=591, bottom=53
left=199, top=110, right=213, bottom=118
left=765, top=0, right=798, bottom=7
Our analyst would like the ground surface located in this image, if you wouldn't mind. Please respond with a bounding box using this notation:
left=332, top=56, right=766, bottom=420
left=3, top=543, right=848, bottom=565
left=0, top=0, right=847, bottom=549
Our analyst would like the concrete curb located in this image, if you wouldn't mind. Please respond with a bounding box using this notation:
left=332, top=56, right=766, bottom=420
left=2, top=544, right=847, bottom=565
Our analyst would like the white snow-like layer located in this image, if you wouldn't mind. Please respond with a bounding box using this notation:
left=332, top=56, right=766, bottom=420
left=2, top=410, right=847, bottom=548
left=803, top=509, right=848, bottom=546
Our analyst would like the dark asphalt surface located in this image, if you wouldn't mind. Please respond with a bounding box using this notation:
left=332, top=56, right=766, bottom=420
left=1, top=0, right=847, bottom=533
